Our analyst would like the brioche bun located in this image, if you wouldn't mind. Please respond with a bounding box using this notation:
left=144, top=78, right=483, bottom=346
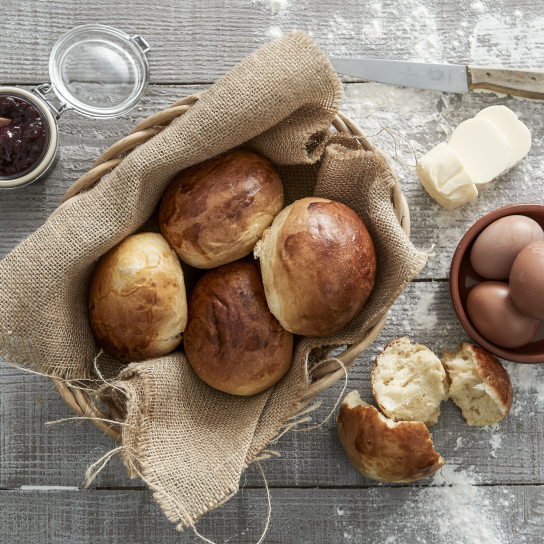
left=254, top=197, right=376, bottom=337
left=337, top=391, right=446, bottom=483
left=89, top=233, right=187, bottom=362
left=371, top=338, right=449, bottom=426
left=442, top=342, right=513, bottom=426
left=159, top=149, right=284, bottom=269
left=183, top=258, right=293, bottom=396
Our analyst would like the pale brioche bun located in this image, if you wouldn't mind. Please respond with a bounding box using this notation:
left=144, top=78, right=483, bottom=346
left=183, top=258, right=293, bottom=396
left=89, top=233, right=187, bottom=362
left=159, top=149, right=284, bottom=269
left=337, top=391, right=446, bottom=483
left=371, top=338, right=449, bottom=426
left=254, top=197, right=376, bottom=337
left=442, top=342, right=513, bottom=426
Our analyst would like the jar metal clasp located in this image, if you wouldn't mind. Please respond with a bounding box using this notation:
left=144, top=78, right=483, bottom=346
left=32, top=84, right=71, bottom=120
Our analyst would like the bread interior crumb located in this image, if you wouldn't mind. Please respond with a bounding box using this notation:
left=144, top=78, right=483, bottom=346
left=442, top=346, right=506, bottom=426
left=373, top=338, right=448, bottom=426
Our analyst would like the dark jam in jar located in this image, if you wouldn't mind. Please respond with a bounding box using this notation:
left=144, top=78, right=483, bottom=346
left=0, top=95, right=48, bottom=178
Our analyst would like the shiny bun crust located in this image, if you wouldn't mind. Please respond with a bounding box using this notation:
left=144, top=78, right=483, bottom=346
left=89, top=233, right=188, bottom=362
left=159, top=149, right=284, bottom=269
left=254, top=197, right=376, bottom=337
left=183, top=258, right=293, bottom=396
left=337, top=391, right=446, bottom=483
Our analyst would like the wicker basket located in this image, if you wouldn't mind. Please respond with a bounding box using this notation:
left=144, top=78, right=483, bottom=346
left=51, top=91, right=410, bottom=442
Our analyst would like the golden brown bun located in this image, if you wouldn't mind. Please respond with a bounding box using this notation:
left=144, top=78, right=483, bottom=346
left=254, top=197, right=376, bottom=337
left=184, top=257, right=293, bottom=396
left=442, top=342, right=513, bottom=426
left=159, top=149, right=284, bottom=269
left=337, top=391, right=446, bottom=483
left=89, top=233, right=187, bottom=362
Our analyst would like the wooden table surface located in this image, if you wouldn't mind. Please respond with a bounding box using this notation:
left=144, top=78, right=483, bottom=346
left=2, top=1, right=544, bottom=542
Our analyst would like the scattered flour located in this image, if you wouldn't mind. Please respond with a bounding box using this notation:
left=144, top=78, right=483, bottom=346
left=470, top=15, right=544, bottom=68
left=503, top=362, right=544, bottom=404
left=402, top=3, right=442, bottom=61
left=364, top=20, right=382, bottom=42
left=471, top=2, right=485, bottom=14
left=511, top=399, right=523, bottom=416
left=412, top=288, right=437, bottom=331
left=265, top=0, right=288, bottom=13
left=266, top=26, right=283, bottom=40
left=344, top=82, right=436, bottom=139
left=489, top=433, right=502, bottom=458
left=416, top=466, right=507, bottom=544
left=454, top=437, right=463, bottom=450
left=348, top=466, right=513, bottom=543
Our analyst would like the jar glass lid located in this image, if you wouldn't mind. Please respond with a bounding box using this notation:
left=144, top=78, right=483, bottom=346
left=49, top=25, right=150, bottom=119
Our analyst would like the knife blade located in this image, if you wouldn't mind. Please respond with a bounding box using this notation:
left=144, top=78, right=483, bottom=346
left=329, top=57, right=544, bottom=100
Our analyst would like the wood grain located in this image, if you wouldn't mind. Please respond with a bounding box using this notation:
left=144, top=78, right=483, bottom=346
left=2, top=84, right=544, bottom=280
left=468, top=66, right=544, bottom=100
left=2, top=81, right=544, bottom=489
left=2, top=281, right=544, bottom=489
left=2, top=0, right=542, bottom=86
left=2, top=0, right=544, bottom=539
left=0, top=485, right=542, bottom=543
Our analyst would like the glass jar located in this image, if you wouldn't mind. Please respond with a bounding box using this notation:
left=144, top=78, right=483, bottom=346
left=0, top=24, right=151, bottom=189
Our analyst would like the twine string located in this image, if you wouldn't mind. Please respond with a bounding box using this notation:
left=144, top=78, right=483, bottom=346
left=290, top=359, right=348, bottom=433
left=45, top=416, right=132, bottom=428
left=364, top=126, right=418, bottom=167
left=83, top=446, right=273, bottom=544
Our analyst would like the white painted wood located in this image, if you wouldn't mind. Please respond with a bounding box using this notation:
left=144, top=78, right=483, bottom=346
left=2, top=85, right=543, bottom=281
left=2, top=0, right=544, bottom=539
left=0, top=485, right=542, bottom=543
left=1, top=0, right=542, bottom=85
left=2, top=282, right=543, bottom=488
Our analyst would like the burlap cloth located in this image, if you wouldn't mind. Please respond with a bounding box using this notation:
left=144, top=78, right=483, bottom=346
left=0, top=31, right=426, bottom=529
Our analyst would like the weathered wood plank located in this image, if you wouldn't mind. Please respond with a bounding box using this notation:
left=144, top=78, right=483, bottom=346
left=0, top=483, right=542, bottom=543
left=346, top=86, right=544, bottom=280
left=2, top=281, right=543, bottom=488
left=1, top=0, right=542, bottom=85
left=2, top=84, right=544, bottom=281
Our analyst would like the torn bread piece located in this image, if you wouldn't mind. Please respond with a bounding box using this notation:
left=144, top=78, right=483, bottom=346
left=441, top=343, right=513, bottom=426
left=371, top=338, right=449, bottom=426
left=337, top=390, right=446, bottom=483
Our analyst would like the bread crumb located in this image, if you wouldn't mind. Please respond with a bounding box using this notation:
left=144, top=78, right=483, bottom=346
left=372, top=338, right=448, bottom=425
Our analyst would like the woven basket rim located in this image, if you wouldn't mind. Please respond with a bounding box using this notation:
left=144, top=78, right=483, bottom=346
left=53, top=91, right=410, bottom=441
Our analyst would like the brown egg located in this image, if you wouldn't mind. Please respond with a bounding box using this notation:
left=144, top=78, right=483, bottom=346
left=510, top=241, right=544, bottom=319
left=467, top=281, right=539, bottom=348
left=470, top=215, right=544, bottom=279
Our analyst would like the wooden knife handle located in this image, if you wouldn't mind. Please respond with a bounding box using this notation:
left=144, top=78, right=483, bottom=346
left=467, top=66, right=544, bottom=100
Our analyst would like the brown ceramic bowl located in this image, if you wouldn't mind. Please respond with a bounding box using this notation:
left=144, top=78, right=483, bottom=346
left=450, top=203, right=544, bottom=364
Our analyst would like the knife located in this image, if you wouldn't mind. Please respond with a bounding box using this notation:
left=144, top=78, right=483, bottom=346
left=329, top=58, right=544, bottom=100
